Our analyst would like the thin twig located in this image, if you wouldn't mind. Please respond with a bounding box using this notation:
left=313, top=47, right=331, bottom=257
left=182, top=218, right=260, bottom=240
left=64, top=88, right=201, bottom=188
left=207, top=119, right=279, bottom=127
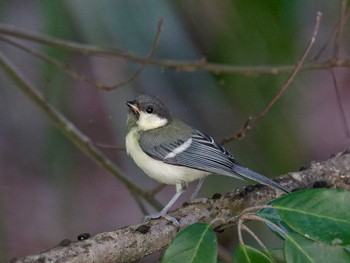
left=0, top=30, right=164, bottom=215
left=241, top=225, right=267, bottom=251
left=0, top=19, right=164, bottom=91
left=221, top=12, right=323, bottom=144
left=242, top=224, right=276, bottom=261
left=312, top=22, right=339, bottom=61
left=306, top=3, right=350, bottom=137
left=241, top=205, right=274, bottom=214
left=237, top=217, right=245, bottom=245
left=329, top=68, right=350, bottom=136
left=0, top=23, right=349, bottom=76
left=216, top=205, right=275, bottom=231
left=330, top=1, right=350, bottom=137
left=0, top=35, right=109, bottom=89
left=0, top=49, right=162, bottom=211
left=237, top=212, right=287, bottom=250
left=240, top=214, right=287, bottom=236
left=106, top=18, right=164, bottom=90
left=220, top=117, right=252, bottom=144
left=255, top=12, right=322, bottom=123
left=0, top=29, right=166, bottom=215
left=313, top=2, right=349, bottom=62
left=333, top=0, right=348, bottom=59
left=94, top=142, right=125, bottom=151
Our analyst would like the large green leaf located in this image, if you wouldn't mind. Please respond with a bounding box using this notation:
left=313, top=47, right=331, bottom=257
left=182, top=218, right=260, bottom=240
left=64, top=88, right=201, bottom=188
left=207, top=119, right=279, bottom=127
left=161, top=223, right=217, bottom=263
left=257, top=204, right=293, bottom=239
left=267, top=189, right=350, bottom=247
left=232, top=244, right=273, bottom=263
left=266, top=249, right=285, bottom=263
left=285, top=232, right=350, bottom=263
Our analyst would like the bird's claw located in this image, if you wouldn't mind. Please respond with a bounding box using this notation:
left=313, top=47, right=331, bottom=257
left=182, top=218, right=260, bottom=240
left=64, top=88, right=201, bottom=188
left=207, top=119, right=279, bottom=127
left=143, top=213, right=180, bottom=229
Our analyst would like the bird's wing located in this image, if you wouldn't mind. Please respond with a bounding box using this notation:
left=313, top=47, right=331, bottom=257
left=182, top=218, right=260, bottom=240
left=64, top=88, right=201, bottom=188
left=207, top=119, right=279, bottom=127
left=140, top=128, right=290, bottom=193
left=140, top=128, right=243, bottom=180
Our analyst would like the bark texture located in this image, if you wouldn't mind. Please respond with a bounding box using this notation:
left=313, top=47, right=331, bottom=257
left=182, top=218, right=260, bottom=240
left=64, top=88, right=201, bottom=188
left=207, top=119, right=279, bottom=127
left=14, top=149, right=350, bottom=263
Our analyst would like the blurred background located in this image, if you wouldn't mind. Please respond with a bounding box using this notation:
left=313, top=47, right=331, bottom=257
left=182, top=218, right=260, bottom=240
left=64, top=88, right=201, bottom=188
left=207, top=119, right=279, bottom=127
left=0, top=0, right=349, bottom=261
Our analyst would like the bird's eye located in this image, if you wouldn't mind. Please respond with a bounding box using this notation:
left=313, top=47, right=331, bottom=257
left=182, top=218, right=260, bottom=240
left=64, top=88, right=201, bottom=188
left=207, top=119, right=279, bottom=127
left=146, top=106, right=153, bottom=113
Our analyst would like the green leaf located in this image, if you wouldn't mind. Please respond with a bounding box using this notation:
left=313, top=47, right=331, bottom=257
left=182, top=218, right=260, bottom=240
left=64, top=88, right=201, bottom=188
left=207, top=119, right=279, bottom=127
left=285, top=232, right=350, bottom=263
left=266, top=189, right=350, bottom=247
left=161, top=223, right=217, bottom=263
left=232, top=244, right=273, bottom=263
left=266, top=249, right=285, bottom=263
left=257, top=205, right=293, bottom=239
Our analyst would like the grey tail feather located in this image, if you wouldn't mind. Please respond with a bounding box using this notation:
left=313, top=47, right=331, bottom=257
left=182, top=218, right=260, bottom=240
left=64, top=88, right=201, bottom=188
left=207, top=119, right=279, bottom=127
left=233, top=165, right=290, bottom=193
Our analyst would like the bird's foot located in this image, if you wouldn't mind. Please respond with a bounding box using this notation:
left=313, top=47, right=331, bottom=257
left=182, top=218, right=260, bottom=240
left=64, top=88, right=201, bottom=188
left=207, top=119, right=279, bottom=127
left=143, top=212, right=180, bottom=229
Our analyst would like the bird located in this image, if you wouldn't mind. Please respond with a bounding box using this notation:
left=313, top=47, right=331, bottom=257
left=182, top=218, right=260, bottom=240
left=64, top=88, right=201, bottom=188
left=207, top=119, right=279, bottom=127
left=125, top=94, right=289, bottom=224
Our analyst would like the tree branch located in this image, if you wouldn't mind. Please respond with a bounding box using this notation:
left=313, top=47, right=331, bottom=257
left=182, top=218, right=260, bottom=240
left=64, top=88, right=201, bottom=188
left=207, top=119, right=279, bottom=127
left=0, top=23, right=349, bottom=75
left=0, top=35, right=106, bottom=89
left=0, top=50, right=162, bottom=211
left=14, top=149, right=350, bottom=263
left=221, top=11, right=322, bottom=144
left=105, top=18, right=164, bottom=90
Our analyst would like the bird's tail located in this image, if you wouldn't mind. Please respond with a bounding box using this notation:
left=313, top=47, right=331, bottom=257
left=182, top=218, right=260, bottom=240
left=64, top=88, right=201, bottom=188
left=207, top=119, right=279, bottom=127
left=233, top=165, right=290, bottom=193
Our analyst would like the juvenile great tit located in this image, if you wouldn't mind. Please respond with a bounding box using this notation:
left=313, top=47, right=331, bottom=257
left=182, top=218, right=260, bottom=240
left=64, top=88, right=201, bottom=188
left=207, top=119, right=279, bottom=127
left=125, top=94, right=289, bottom=223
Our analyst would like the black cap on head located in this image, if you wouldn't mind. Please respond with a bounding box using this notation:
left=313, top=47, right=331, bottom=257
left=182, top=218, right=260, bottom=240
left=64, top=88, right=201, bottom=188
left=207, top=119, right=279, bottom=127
left=134, top=94, right=171, bottom=120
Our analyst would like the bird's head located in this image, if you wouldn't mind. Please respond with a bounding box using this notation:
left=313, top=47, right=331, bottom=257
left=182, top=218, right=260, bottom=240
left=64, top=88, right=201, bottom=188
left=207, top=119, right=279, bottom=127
left=126, top=94, right=171, bottom=131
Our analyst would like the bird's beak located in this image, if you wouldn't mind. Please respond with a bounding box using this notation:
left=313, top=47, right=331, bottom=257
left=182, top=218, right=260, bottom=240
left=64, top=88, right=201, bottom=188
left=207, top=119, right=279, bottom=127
left=126, top=100, right=140, bottom=115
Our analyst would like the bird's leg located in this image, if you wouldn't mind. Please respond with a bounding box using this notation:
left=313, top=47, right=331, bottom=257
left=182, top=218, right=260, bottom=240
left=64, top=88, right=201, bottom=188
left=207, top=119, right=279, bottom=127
left=144, top=181, right=187, bottom=227
left=190, top=178, right=205, bottom=201
left=189, top=178, right=208, bottom=204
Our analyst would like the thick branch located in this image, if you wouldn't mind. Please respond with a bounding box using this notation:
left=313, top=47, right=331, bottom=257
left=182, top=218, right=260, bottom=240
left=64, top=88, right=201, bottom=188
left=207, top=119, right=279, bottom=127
left=14, top=149, right=350, bottom=263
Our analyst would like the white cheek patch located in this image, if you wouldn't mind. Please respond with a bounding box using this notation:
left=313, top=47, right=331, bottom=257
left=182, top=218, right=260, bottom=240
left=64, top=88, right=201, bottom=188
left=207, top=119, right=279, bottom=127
left=165, top=138, right=192, bottom=159
left=137, top=112, right=168, bottom=130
